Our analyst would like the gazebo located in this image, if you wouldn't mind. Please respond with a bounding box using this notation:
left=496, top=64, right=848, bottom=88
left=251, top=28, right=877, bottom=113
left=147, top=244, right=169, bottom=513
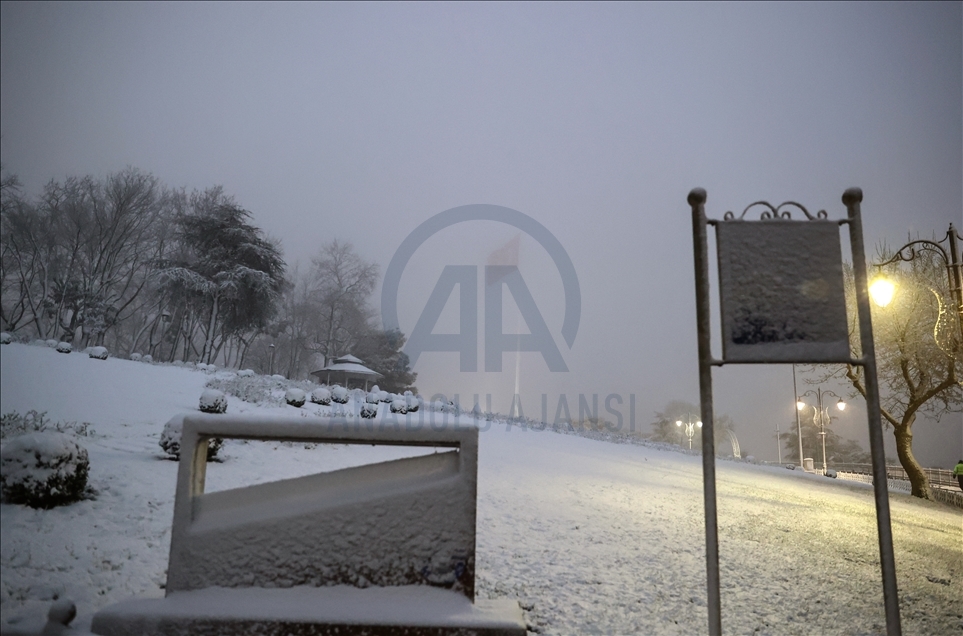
left=310, top=354, right=383, bottom=391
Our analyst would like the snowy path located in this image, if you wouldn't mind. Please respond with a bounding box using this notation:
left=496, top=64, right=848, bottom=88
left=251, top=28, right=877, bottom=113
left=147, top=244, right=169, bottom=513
left=2, top=344, right=960, bottom=635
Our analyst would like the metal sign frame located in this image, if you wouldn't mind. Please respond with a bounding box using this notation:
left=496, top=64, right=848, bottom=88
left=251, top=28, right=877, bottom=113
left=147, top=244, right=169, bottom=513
left=687, top=187, right=901, bottom=636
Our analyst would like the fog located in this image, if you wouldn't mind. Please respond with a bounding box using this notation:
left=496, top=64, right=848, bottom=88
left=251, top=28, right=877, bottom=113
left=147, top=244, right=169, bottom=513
left=2, top=2, right=960, bottom=466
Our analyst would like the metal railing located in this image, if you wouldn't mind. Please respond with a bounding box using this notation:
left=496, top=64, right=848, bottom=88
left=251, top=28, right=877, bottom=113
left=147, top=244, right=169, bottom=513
left=830, top=463, right=958, bottom=490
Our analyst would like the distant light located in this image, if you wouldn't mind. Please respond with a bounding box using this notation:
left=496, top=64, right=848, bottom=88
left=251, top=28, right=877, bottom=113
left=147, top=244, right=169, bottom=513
left=836, top=399, right=846, bottom=411
left=796, top=401, right=807, bottom=411
left=676, top=420, right=682, bottom=427
left=870, top=278, right=895, bottom=307
left=697, top=421, right=703, bottom=428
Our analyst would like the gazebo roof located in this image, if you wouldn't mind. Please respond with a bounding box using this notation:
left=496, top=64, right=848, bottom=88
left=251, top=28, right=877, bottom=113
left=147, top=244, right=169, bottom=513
left=310, top=355, right=382, bottom=382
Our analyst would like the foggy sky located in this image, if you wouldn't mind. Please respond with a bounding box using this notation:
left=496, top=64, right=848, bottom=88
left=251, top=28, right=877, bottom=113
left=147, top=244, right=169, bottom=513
left=2, top=2, right=961, bottom=466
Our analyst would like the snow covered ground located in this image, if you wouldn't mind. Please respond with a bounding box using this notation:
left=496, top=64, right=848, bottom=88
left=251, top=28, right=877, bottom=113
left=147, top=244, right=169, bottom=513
left=1, top=342, right=960, bottom=635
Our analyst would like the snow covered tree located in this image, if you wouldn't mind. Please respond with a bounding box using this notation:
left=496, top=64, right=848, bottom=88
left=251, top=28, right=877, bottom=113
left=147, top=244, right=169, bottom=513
left=157, top=188, right=285, bottom=365
left=1, top=168, right=169, bottom=344
left=352, top=328, right=417, bottom=394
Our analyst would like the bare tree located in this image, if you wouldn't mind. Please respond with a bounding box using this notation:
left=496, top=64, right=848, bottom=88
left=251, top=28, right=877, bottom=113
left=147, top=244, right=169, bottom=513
left=307, top=240, right=378, bottom=362
left=825, top=250, right=961, bottom=499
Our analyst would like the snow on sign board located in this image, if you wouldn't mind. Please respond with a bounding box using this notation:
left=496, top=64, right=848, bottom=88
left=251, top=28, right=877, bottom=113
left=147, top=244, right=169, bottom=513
left=716, top=220, right=850, bottom=363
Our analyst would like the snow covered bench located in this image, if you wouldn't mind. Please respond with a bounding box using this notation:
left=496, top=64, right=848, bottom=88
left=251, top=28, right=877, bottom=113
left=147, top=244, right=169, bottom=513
left=91, top=413, right=525, bottom=635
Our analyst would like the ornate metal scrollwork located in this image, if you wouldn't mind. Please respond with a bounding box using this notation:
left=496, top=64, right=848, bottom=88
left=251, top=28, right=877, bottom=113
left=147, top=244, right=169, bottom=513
left=876, top=239, right=950, bottom=269
left=722, top=201, right=828, bottom=221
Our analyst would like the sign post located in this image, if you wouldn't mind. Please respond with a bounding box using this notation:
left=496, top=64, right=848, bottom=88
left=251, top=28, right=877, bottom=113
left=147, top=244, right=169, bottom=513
left=687, top=187, right=901, bottom=636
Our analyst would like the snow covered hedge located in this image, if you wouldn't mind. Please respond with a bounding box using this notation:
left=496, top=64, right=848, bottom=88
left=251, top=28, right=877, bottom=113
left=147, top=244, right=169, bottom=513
left=360, top=402, right=378, bottom=419
left=55, top=342, right=72, bottom=354
left=0, top=432, right=90, bottom=508
left=199, top=389, right=228, bottom=414
left=285, top=388, right=306, bottom=407
left=159, top=417, right=223, bottom=461
left=87, top=346, right=108, bottom=360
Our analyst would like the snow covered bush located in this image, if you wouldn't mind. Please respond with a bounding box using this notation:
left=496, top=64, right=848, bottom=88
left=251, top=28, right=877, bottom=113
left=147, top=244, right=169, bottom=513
left=87, top=346, right=108, bottom=360
left=129, top=353, right=142, bottom=362
left=55, top=341, right=72, bottom=354
left=404, top=391, right=420, bottom=413
left=159, top=418, right=223, bottom=461
left=271, top=374, right=286, bottom=381
left=142, top=354, right=153, bottom=363
left=0, top=332, right=11, bottom=345
left=45, top=339, right=58, bottom=348
left=378, top=390, right=391, bottom=403
left=1, top=411, right=93, bottom=440
left=1, top=410, right=53, bottom=439
left=199, top=389, right=228, bottom=414
left=390, top=398, right=408, bottom=414
left=285, top=388, right=306, bottom=407
left=206, top=375, right=288, bottom=407
left=310, top=387, right=332, bottom=405
left=238, top=369, right=255, bottom=377
left=366, top=390, right=380, bottom=404
left=360, top=402, right=378, bottom=419
left=330, top=385, right=349, bottom=404
left=0, top=432, right=90, bottom=508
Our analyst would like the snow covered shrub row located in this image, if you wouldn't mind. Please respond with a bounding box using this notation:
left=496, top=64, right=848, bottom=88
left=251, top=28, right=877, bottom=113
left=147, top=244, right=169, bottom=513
left=207, top=375, right=281, bottom=406
left=199, top=389, right=228, bottom=414
left=0, top=432, right=90, bottom=508
left=159, top=417, right=223, bottom=461
left=87, top=346, right=108, bottom=360
left=1, top=410, right=94, bottom=440
left=0, top=332, right=11, bottom=344
left=285, top=388, right=306, bottom=407
left=55, top=342, right=72, bottom=354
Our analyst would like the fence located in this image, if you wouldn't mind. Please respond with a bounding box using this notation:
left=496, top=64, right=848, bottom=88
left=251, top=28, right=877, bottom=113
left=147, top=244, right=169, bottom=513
left=830, top=463, right=958, bottom=490
left=835, top=471, right=963, bottom=510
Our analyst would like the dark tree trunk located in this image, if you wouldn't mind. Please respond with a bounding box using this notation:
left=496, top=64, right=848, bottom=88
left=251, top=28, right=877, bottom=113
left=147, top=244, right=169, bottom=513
left=893, top=413, right=931, bottom=499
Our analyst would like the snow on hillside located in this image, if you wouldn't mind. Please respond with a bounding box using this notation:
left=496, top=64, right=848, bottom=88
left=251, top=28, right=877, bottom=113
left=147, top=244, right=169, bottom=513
left=1, top=342, right=960, bottom=635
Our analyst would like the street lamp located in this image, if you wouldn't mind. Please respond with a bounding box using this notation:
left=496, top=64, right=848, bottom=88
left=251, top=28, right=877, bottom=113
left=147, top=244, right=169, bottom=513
left=871, top=223, right=963, bottom=355
left=796, top=387, right=845, bottom=475
left=675, top=414, right=702, bottom=450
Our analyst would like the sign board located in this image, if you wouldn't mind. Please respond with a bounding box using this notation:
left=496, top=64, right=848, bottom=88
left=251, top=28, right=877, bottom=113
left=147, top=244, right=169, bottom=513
left=716, top=220, right=850, bottom=363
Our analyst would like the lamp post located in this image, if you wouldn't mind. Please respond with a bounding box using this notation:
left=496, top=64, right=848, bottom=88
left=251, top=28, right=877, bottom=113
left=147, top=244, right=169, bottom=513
left=269, top=344, right=276, bottom=376
left=792, top=365, right=804, bottom=467
left=675, top=413, right=702, bottom=450
left=796, top=387, right=846, bottom=474
left=870, top=223, right=963, bottom=355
